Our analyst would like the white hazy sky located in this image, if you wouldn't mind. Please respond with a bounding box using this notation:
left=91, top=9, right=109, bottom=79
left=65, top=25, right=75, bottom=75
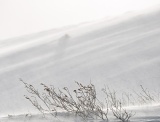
left=0, top=0, right=160, bottom=40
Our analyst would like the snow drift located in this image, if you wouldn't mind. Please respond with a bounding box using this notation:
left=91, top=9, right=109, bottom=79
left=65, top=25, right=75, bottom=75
left=0, top=8, right=160, bottom=120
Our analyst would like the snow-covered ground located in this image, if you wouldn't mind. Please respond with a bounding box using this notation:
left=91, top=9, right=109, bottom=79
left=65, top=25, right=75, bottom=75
left=1, top=105, right=160, bottom=122
left=0, top=8, right=160, bottom=121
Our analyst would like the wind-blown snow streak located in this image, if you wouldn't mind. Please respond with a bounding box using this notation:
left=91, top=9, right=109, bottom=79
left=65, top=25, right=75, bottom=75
left=0, top=10, right=160, bottom=117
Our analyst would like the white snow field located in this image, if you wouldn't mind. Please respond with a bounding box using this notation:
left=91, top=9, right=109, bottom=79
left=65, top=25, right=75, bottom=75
left=0, top=8, right=160, bottom=121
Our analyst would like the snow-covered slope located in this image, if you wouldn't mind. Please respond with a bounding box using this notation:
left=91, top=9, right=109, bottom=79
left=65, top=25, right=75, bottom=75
left=0, top=9, right=160, bottom=117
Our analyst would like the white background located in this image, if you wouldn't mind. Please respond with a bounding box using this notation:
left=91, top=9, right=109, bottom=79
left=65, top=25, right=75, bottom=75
left=0, top=0, right=160, bottom=40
